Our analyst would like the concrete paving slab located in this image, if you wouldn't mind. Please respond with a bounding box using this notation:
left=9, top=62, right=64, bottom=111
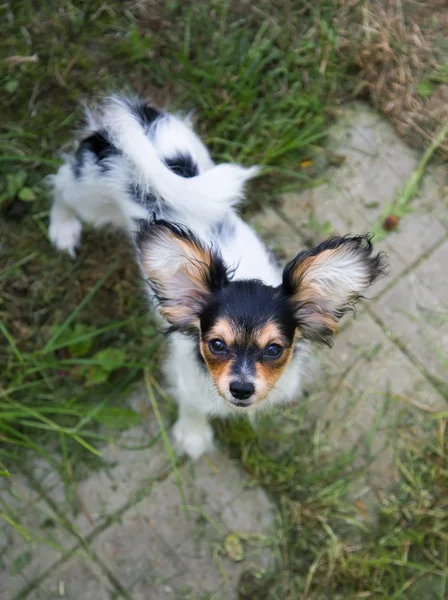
left=91, top=452, right=275, bottom=599
left=278, top=102, right=445, bottom=301
left=372, top=269, right=448, bottom=383
left=281, top=102, right=418, bottom=234
left=385, top=212, right=446, bottom=267
left=27, top=555, right=117, bottom=600
left=38, top=429, right=170, bottom=538
left=310, top=313, right=446, bottom=490
left=250, top=207, right=305, bottom=261
left=0, top=476, right=78, bottom=600
left=418, top=163, right=448, bottom=227
left=184, top=451, right=274, bottom=536
left=413, top=239, right=448, bottom=308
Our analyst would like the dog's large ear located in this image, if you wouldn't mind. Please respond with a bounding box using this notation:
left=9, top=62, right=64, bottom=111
left=282, top=235, right=386, bottom=346
left=137, top=220, right=229, bottom=331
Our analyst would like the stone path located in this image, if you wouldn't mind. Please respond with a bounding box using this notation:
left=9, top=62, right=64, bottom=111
left=1, top=102, right=447, bottom=599
left=1, top=397, right=274, bottom=600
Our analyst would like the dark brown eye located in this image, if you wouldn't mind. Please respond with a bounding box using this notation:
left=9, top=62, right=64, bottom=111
left=264, top=343, right=283, bottom=359
left=209, top=339, right=227, bottom=354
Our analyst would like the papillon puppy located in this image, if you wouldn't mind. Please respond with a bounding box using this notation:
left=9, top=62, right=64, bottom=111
left=49, top=95, right=386, bottom=459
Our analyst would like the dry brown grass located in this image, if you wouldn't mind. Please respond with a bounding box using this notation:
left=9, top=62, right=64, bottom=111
left=340, top=0, right=448, bottom=155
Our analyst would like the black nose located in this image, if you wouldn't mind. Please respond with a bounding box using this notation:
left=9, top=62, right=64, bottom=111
left=229, top=381, right=255, bottom=401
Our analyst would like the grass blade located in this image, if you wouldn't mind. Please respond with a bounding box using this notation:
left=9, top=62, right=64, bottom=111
left=144, top=369, right=187, bottom=516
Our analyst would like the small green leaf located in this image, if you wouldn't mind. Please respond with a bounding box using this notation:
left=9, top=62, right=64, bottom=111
left=49, top=323, right=94, bottom=357
left=68, top=324, right=93, bottom=357
left=95, top=407, right=141, bottom=429
left=224, top=533, right=244, bottom=562
left=18, top=187, right=36, bottom=202
left=417, top=80, right=434, bottom=98
left=6, top=171, right=27, bottom=196
left=93, top=348, right=126, bottom=372
left=85, top=365, right=109, bottom=386
left=85, top=346, right=126, bottom=385
left=5, top=79, right=19, bottom=93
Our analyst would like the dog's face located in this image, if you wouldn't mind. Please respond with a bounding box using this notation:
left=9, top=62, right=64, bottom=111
left=138, top=221, right=385, bottom=409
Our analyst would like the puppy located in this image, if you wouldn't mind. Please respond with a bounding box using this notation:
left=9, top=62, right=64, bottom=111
left=49, top=95, right=386, bottom=459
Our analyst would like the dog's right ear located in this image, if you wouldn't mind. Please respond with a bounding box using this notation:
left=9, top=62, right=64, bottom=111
left=137, top=220, right=229, bottom=331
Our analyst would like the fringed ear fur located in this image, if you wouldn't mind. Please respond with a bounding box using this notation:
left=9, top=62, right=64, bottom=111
left=137, top=219, right=229, bottom=331
left=282, top=235, right=387, bottom=345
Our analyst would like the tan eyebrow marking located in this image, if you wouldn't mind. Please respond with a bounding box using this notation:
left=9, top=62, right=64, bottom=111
left=204, top=317, right=239, bottom=347
left=254, top=321, right=288, bottom=349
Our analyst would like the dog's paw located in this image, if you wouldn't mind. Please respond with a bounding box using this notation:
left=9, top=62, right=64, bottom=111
left=49, top=215, right=82, bottom=259
left=172, top=418, right=214, bottom=460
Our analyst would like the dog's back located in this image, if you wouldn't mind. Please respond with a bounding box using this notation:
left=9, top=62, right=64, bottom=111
left=49, top=96, right=258, bottom=256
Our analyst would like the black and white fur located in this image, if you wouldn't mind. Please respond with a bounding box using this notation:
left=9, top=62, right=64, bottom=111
left=49, top=95, right=386, bottom=459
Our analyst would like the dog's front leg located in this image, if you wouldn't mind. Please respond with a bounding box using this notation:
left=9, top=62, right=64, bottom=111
left=172, top=404, right=214, bottom=460
left=163, top=337, right=216, bottom=460
left=49, top=189, right=82, bottom=258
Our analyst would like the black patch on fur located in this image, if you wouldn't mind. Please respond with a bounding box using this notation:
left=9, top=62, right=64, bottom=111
left=131, top=100, right=198, bottom=179
left=212, top=217, right=236, bottom=243
left=164, top=154, right=199, bottom=178
left=129, top=183, right=157, bottom=211
left=132, top=102, right=161, bottom=129
left=230, top=353, right=256, bottom=377
left=129, top=183, right=174, bottom=223
left=132, top=218, right=148, bottom=236
left=282, top=234, right=387, bottom=346
left=74, top=130, right=119, bottom=177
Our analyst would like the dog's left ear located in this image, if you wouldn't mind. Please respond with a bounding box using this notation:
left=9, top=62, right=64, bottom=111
left=137, top=220, right=229, bottom=331
left=282, top=235, right=386, bottom=346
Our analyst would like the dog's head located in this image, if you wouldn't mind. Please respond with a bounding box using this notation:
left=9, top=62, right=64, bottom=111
left=137, top=220, right=386, bottom=409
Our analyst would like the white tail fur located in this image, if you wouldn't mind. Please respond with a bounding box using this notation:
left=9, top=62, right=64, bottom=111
left=99, top=96, right=259, bottom=222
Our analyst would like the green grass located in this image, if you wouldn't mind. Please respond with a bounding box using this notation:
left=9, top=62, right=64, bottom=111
left=1, top=1, right=447, bottom=599
left=218, top=403, right=448, bottom=599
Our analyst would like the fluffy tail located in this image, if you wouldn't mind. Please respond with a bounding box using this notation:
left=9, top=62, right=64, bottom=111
left=98, top=96, right=259, bottom=222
